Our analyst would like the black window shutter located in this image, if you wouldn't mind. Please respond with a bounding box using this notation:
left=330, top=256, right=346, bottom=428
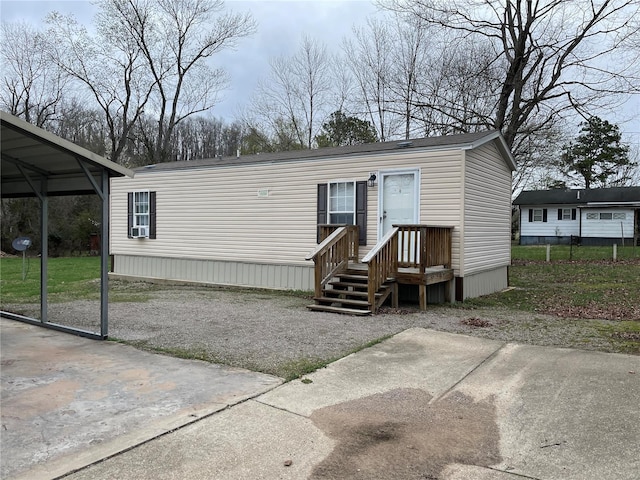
left=528, top=209, right=533, bottom=222
left=355, top=180, right=367, bottom=246
left=543, top=209, right=548, bottom=222
left=149, top=191, right=157, bottom=239
left=572, top=208, right=577, bottom=220
left=127, top=192, right=133, bottom=238
left=317, top=184, right=328, bottom=243
left=557, top=209, right=562, bottom=221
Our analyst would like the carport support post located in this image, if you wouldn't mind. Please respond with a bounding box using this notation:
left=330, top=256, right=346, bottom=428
left=40, top=179, right=48, bottom=323
left=100, top=170, right=109, bottom=337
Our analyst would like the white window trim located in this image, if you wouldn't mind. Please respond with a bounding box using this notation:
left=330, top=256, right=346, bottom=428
left=327, top=180, right=356, bottom=225
left=532, top=208, right=544, bottom=222
left=561, top=208, right=573, bottom=220
left=132, top=190, right=150, bottom=237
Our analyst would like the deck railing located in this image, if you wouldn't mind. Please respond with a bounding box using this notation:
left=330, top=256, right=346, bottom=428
left=395, top=224, right=452, bottom=269
left=306, top=226, right=353, bottom=299
left=318, top=224, right=359, bottom=261
left=361, top=227, right=399, bottom=312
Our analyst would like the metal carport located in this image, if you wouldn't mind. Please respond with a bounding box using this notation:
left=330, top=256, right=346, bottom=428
left=1, top=111, right=134, bottom=339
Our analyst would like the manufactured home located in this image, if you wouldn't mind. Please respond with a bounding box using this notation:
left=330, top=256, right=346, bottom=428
left=110, top=131, right=515, bottom=313
left=514, top=187, right=640, bottom=246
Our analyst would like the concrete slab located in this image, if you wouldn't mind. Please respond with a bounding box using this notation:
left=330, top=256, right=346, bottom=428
left=5, top=324, right=639, bottom=480
left=259, top=328, right=505, bottom=416
left=451, top=343, right=640, bottom=480
left=0, top=318, right=281, bottom=480
left=64, top=400, right=335, bottom=480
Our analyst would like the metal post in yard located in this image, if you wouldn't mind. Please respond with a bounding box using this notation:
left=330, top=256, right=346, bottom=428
left=546, top=244, right=551, bottom=262
left=613, top=244, right=617, bottom=262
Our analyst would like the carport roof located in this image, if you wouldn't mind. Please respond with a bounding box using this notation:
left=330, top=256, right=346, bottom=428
left=1, top=111, right=133, bottom=198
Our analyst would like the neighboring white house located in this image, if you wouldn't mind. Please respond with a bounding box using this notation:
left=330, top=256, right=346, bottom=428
left=514, top=187, right=640, bottom=246
left=109, top=130, right=515, bottom=302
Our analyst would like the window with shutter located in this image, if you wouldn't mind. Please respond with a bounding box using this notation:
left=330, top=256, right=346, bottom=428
left=317, top=181, right=367, bottom=245
left=127, top=191, right=156, bottom=238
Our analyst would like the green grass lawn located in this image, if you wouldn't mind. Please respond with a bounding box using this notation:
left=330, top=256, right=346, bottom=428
left=465, top=246, right=640, bottom=323
left=0, top=256, right=102, bottom=303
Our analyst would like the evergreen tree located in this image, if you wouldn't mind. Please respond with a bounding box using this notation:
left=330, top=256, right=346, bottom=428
left=561, top=117, right=631, bottom=189
left=315, top=111, right=378, bottom=148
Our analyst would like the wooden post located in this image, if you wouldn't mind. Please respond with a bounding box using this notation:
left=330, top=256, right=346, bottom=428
left=613, top=243, right=617, bottom=262
left=546, top=244, right=551, bottom=262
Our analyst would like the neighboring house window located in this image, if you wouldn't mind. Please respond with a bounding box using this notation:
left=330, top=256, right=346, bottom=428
left=557, top=208, right=577, bottom=220
left=127, top=191, right=157, bottom=238
left=599, top=212, right=613, bottom=220
left=528, top=208, right=547, bottom=222
left=317, top=181, right=367, bottom=245
left=613, top=212, right=626, bottom=220
left=586, top=212, right=598, bottom=220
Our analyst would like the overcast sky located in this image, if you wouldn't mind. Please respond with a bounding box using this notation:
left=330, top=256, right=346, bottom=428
left=0, top=0, right=380, bottom=120
left=1, top=0, right=638, bottom=144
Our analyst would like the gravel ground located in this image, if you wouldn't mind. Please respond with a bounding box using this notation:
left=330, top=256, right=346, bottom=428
left=2, top=284, right=634, bottom=378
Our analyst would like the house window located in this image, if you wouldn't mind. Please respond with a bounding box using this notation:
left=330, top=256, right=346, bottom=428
left=532, top=208, right=544, bottom=222
left=586, top=212, right=598, bottom=220
left=134, top=191, right=150, bottom=229
left=599, top=212, right=613, bottom=220
left=613, top=212, right=626, bottom=220
left=317, top=181, right=367, bottom=245
left=329, top=181, right=355, bottom=224
left=128, top=191, right=156, bottom=238
left=558, top=208, right=577, bottom=220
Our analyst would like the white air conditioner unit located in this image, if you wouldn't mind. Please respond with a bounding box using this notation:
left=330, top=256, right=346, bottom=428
left=131, top=226, right=149, bottom=238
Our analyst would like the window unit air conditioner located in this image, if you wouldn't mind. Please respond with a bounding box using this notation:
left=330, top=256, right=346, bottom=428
left=131, top=226, right=149, bottom=238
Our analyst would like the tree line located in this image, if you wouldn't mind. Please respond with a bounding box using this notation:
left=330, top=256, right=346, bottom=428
left=2, top=0, right=639, bottom=254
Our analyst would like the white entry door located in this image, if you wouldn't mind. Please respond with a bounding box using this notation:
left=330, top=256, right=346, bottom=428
left=380, top=170, right=419, bottom=238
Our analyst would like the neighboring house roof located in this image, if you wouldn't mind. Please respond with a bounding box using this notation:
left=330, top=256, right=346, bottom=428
left=514, top=186, right=640, bottom=207
left=134, top=130, right=516, bottom=173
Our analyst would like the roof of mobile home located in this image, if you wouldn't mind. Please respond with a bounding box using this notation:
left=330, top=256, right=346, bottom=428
left=133, top=130, right=516, bottom=173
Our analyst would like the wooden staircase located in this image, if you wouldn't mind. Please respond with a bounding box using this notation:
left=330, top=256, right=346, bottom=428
left=305, top=224, right=453, bottom=315
left=307, top=266, right=396, bottom=315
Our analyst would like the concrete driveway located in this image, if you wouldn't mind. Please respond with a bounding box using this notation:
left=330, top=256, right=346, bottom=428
left=0, top=318, right=281, bottom=480
left=2, top=320, right=639, bottom=479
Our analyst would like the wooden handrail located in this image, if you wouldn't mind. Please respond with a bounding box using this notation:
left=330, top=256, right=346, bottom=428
left=318, top=224, right=359, bottom=261
left=393, top=225, right=453, bottom=269
left=305, top=226, right=351, bottom=299
left=363, top=227, right=399, bottom=313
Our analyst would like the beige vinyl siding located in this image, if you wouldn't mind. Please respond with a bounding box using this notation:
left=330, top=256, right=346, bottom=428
left=110, top=149, right=464, bottom=270
left=418, top=151, right=463, bottom=273
left=463, top=143, right=512, bottom=275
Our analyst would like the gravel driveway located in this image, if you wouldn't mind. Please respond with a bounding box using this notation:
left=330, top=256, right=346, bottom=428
left=2, top=284, right=631, bottom=378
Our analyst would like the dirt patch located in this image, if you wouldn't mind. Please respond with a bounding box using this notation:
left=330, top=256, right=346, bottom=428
left=461, top=317, right=493, bottom=328
left=310, top=388, right=501, bottom=479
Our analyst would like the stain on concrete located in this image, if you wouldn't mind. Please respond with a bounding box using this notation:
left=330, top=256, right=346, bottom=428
left=310, top=388, right=501, bottom=480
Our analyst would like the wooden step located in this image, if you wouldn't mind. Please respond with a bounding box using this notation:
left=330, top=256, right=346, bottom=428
left=323, top=290, right=381, bottom=299
left=334, top=273, right=368, bottom=282
left=328, top=281, right=369, bottom=289
left=314, top=297, right=371, bottom=307
left=307, top=304, right=371, bottom=315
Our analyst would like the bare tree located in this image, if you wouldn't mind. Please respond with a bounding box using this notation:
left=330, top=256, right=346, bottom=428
left=342, top=18, right=399, bottom=141
left=1, top=21, right=67, bottom=127
left=381, top=0, right=640, bottom=151
left=45, top=11, right=152, bottom=165
left=249, top=36, right=333, bottom=149
left=45, top=0, right=255, bottom=164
